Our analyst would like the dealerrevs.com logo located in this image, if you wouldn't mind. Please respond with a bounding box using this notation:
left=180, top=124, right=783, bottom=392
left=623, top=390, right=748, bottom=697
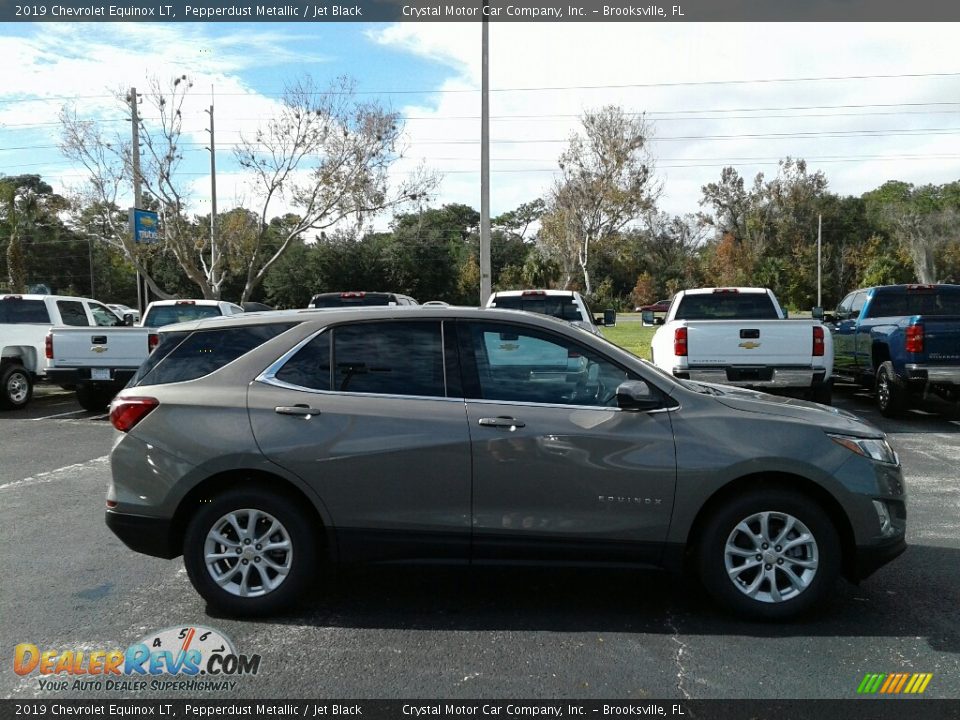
left=14, top=626, right=261, bottom=692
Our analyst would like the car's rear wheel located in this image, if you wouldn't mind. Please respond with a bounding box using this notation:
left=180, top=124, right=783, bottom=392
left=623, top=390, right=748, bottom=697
left=0, top=364, right=32, bottom=410
left=183, top=487, right=316, bottom=616
left=697, top=489, right=840, bottom=620
left=876, top=361, right=906, bottom=417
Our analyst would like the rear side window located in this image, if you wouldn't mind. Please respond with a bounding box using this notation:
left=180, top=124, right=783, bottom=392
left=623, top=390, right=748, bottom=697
left=144, top=304, right=222, bottom=328
left=57, top=300, right=89, bottom=326
left=0, top=299, right=49, bottom=323
left=491, top=295, right=582, bottom=322
left=133, top=324, right=297, bottom=387
left=275, top=332, right=331, bottom=391
left=334, top=321, right=444, bottom=397
left=673, top=293, right=779, bottom=320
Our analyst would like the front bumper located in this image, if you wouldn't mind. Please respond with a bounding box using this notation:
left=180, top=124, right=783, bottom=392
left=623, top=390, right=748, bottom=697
left=105, top=510, right=179, bottom=559
left=854, top=536, right=907, bottom=580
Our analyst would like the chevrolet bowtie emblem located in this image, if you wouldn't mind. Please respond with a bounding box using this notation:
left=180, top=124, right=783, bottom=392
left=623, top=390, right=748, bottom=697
left=739, top=341, right=761, bottom=350
left=91, top=346, right=107, bottom=353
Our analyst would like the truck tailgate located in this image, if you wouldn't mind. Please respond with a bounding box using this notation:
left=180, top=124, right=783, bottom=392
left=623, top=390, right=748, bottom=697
left=922, top=316, right=960, bottom=363
left=50, top=327, right=150, bottom=369
left=685, top=320, right=814, bottom=365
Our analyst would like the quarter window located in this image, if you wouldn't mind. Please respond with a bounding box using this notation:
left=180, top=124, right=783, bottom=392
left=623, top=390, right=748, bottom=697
left=275, top=332, right=331, bottom=391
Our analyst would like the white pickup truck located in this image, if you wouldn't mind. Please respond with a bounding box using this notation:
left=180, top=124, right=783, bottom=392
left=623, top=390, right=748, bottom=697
left=649, top=287, right=834, bottom=404
left=485, top=289, right=614, bottom=336
left=1, top=294, right=132, bottom=410
left=45, top=299, right=246, bottom=411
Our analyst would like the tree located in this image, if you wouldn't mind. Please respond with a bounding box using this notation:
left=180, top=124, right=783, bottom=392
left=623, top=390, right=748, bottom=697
left=540, top=106, right=660, bottom=295
left=0, top=175, right=71, bottom=293
left=864, top=181, right=960, bottom=283
left=234, top=76, right=437, bottom=302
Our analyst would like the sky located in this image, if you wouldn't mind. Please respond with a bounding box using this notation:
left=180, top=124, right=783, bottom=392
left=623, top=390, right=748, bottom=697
left=1, top=20, right=959, bottom=229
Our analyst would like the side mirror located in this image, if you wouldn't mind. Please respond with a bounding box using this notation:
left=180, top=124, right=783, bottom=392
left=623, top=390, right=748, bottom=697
left=122, top=313, right=135, bottom=326
left=615, top=380, right=661, bottom=412
left=783, top=309, right=790, bottom=319
left=594, top=315, right=605, bottom=326
left=653, top=317, right=665, bottom=326
left=811, top=307, right=824, bottom=320
left=641, top=310, right=654, bottom=326
left=603, top=309, right=617, bottom=327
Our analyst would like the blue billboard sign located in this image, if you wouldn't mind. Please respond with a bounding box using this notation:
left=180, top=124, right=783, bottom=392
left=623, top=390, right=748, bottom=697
left=131, top=208, right=160, bottom=244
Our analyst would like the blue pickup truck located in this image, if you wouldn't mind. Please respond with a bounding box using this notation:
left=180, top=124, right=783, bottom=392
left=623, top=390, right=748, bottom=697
left=824, top=283, right=960, bottom=416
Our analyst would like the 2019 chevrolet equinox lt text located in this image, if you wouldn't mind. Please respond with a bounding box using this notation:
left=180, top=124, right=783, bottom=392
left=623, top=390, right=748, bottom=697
left=105, top=306, right=906, bottom=619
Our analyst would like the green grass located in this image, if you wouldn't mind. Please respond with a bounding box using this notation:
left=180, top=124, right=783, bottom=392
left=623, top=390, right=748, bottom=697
left=600, top=315, right=656, bottom=359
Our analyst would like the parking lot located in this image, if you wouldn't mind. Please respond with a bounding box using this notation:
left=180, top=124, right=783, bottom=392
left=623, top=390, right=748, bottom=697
left=2, top=382, right=959, bottom=700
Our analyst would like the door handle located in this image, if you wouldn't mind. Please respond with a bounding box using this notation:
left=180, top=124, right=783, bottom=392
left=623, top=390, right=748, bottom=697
left=275, top=404, right=320, bottom=418
left=478, top=416, right=525, bottom=430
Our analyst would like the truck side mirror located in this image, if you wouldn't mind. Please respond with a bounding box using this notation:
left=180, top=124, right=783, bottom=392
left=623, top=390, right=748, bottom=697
left=653, top=317, right=665, bottom=326
left=122, top=313, right=135, bottom=326
left=594, top=315, right=605, bottom=326
left=811, top=307, right=824, bottom=320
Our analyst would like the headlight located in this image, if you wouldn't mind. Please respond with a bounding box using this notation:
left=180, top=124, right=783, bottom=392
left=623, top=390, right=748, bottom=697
left=828, top=434, right=898, bottom=465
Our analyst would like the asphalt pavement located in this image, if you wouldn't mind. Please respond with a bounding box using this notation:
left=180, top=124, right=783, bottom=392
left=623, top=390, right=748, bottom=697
left=2, top=383, right=958, bottom=700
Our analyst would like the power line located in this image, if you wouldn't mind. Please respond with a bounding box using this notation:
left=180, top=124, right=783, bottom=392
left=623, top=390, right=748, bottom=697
left=2, top=70, right=959, bottom=107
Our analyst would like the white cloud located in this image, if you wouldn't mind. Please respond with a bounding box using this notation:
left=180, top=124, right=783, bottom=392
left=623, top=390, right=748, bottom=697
left=371, top=22, right=960, bottom=217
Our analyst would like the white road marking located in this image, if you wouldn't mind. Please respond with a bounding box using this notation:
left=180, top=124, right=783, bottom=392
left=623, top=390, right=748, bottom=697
left=0, top=455, right=109, bottom=491
left=32, top=408, right=88, bottom=419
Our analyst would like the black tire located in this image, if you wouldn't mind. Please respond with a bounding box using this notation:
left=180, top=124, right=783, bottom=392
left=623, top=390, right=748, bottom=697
left=76, top=384, right=117, bottom=412
left=810, top=380, right=832, bottom=406
left=0, top=364, right=33, bottom=410
left=875, top=361, right=906, bottom=418
left=183, top=486, right=317, bottom=616
left=697, top=489, right=841, bottom=620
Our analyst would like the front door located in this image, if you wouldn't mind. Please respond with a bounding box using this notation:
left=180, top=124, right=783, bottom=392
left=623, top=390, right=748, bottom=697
left=457, top=320, right=677, bottom=565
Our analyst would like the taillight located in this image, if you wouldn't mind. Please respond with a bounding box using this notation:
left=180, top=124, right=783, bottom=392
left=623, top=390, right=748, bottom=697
left=45, top=332, right=53, bottom=360
left=905, top=324, right=924, bottom=354
left=813, top=325, right=825, bottom=357
left=148, top=333, right=159, bottom=353
left=674, top=327, right=688, bottom=357
left=110, top=397, right=159, bottom=432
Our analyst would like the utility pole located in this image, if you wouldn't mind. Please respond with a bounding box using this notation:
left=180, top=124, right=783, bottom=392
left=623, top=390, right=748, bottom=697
left=817, top=213, right=822, bottom=308
left=129, top=86, right=145, bottom=314
left=478, top=3, right=491, bottom=305
left=206, top=88, right=218, bottom=299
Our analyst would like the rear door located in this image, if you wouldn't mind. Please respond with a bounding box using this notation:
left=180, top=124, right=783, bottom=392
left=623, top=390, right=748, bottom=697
left=247, top=319, right=472, bottom=564
left=458, top=320, right=677, bottom=564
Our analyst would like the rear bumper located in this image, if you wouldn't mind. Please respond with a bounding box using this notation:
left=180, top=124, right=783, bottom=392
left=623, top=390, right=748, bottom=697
left=105, top=510, right=179, bottom=559
left=47, top=368, right=136, bottom=385
left=853, top=537, right=907, bottom=581
left=903, top=364, right=960, bottom=385
left=673, top=366, right=827, bottom=389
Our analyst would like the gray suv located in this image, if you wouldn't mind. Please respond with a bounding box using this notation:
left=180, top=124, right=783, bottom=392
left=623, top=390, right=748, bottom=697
left=106, top=306, right=906, bottom=619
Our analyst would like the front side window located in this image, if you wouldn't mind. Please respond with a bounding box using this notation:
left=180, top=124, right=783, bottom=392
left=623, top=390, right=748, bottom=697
left=90, top=303, right=122, bottom=327
left=56, top=300, right=89, bottom=326
left=462, top=322, right=631, bottom=407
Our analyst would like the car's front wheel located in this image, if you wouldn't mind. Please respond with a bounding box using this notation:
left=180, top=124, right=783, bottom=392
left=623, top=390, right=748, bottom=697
left=697, top=489, right=840, bottom=620
left=183, top=487, right=317, bottom=616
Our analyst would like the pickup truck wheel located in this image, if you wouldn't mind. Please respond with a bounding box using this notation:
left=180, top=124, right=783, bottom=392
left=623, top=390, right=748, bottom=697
left=183, top=487, right=317, bottom=617
left=0, top=364, right=32, bottom=410
left=76, top=384, right=116, bottom=412
left=876, top=361, right=906, bottom=418
left=697, top=489, right=840, bottom=620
